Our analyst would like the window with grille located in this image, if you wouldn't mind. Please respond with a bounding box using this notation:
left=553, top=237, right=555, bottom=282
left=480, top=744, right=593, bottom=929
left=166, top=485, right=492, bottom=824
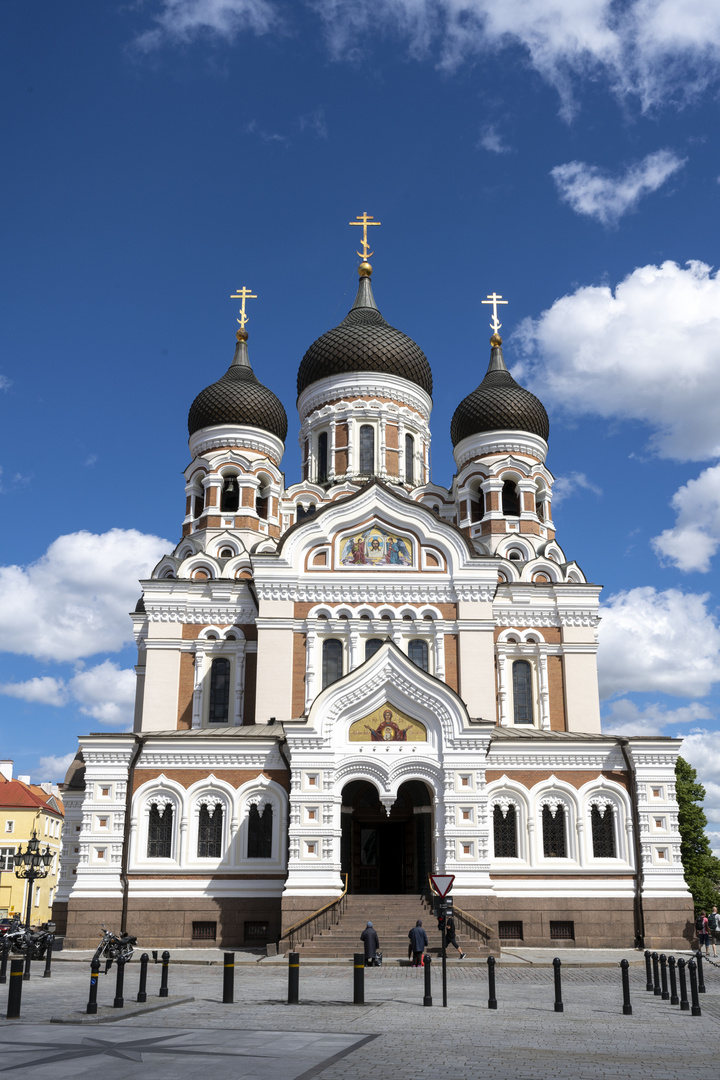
left=550, top=921, right=574, bottom=940
left=498, top=921, right=523, bottom=940
left=359, top=425, right=374, bottom=475
left=542, top=804, right=567, bottom=858
left=192, top=921, right=217, bottom=940
left=408, top=639, right=429, bottom=671
left=244, top=921, right=269, bottom=942
left=365, top=638, right=383, bottom=661
left=591, top=804, right=616, bottom=858
left=317, top=432, right=328, bottom=483
left=322, top=639, right=343, bottom=688
left=147, top=803, right=173, bottom=858
left=208, top=657, right=231, bottom=723
left=248, top=803, right=273, bottom=858
left=197, top=804, right=223, bottom=858
left=405, top=434, right=414, bottom=484
left=513, top=660, right=533, bottom=724
left=493, top=804, right=518, bottom=858
left=0, top=847, right=15, bottom=871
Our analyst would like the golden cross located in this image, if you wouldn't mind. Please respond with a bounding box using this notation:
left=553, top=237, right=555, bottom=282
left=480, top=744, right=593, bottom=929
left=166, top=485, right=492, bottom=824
left=349, top=212, right=381, bottom=260
left=481, top=292, right=508, bottom=333
left=230, top=286, right=257, bottom=330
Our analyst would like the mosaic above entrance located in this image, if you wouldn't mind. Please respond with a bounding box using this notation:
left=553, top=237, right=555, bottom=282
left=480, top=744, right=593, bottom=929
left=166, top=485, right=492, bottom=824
left=340, top=524, right=413, bottom=567
left=348, top=703, right=427, bottom=742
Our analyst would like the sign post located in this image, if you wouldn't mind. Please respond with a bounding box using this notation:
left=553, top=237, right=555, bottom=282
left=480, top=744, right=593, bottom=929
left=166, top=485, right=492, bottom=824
left=430, top=875, right=455, bottom=1007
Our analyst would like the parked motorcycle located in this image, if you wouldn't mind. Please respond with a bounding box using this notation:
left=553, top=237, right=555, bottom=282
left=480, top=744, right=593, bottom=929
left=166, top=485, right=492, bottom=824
left=92, top=924, right=137, bottom=972
left=9, top=922, right=55, bottom=961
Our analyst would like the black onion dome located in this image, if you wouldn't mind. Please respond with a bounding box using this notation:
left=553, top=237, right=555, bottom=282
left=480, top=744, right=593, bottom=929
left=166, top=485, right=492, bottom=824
left=451, top=341, right=549, bottom=447
left=297, top=273, right=432, bottom=397
left=188, top=337, right=288, bottom=441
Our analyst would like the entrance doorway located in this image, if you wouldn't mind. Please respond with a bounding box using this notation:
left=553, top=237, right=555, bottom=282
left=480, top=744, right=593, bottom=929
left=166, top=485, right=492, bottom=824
left=340, top=780, right=433, bottom=894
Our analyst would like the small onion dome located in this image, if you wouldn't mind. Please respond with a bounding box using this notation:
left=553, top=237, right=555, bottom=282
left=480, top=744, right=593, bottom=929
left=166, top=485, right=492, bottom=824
left=297, top=267, right=432, bottom=397
left=450, top=335, right=549, bottom=447
left=188, top=331, right=288, bottom=441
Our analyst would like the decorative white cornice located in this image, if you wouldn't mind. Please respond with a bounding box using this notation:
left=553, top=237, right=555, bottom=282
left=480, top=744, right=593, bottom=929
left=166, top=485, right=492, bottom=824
left=144, top=603, right=257, bottom=624
left=189, top=424, right=285, bottom=464
left=298, top=373, right=432, bottom=424
left=494, top=610, right=560, bottom=627
left=453, top=430, right=548, bottom=469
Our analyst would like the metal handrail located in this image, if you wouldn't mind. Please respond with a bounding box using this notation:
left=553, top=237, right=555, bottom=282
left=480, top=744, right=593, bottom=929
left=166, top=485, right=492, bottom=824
left=426, top=875, right=494, bottom=941
left=279, top=873, right=349, bottom=951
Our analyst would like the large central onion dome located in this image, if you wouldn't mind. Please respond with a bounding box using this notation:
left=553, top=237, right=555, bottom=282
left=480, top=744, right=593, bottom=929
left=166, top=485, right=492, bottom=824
left=188, top=332, right=288, bottom=441
left=297, top=268, right=432, bottom=397
left=451, top=335, right=549, bottom=447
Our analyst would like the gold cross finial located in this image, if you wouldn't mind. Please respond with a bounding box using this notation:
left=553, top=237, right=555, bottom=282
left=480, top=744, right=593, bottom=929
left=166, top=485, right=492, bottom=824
left=230, top=286, right=257, bottom=330
left=481, top=292, right=508, bottom=334
left=349, top=211, right=381, bottom=261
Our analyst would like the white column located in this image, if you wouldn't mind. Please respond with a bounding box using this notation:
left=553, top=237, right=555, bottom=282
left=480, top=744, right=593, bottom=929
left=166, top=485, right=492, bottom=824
left=497, top=651, right=510, bottom=726
left=347, top=422, right=355, bottom=481
left=233, top=642, right=246, bottom=726
left=349, top=628, right=361, bottom=671
left=433, top=626, right=446, bottom=681
left=192, top=644, right=206, bottom=729
left=537, top=649, right=550, bottom=730
left=379, top=417, right=387, bottom=478
left=398, top=422, right=405, bottom=483
left=305, top=629, right=317, bottom=711
left=329, top=419, right=337, bottom=482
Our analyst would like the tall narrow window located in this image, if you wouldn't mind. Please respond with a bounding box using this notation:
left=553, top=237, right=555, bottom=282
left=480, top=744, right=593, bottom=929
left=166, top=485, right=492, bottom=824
left=502, top=480, right=520, bottom=516
left=248, top=803, right=273, bottom=858
left=197, top=804, right=223, bottom=858
left=322, top=639, right=343, bottom=688
left=471, top=491, right=485, bottom=521
left=359, top=425, right=374, bottom=475
left=591, top=804, right=616, bottom=858
left=405, top=433, right=415, bottom=484
left=147, top=804, right=173, bottom=858
left=256, top=482, right=269, bottom=520
left=220, top=475, right=240, bottom=513
left=493, top=804, right=518, bottom=858
left=542, top=804, right=567, bottom=858
left=408, top=639, right=429, bottom=671
left=317, top=432, right=328, bottom=483
left=193, top=489, right=205, bottom=518
left=208, top=657, right=231, bottom=723
left=512, top=660, right=533, bottom=725
left=365, top=638, right=383, bottom=661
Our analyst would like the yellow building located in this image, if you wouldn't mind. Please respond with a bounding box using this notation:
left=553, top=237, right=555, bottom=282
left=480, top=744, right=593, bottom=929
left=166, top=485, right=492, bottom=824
left=0, top=761, right=63, bottom=925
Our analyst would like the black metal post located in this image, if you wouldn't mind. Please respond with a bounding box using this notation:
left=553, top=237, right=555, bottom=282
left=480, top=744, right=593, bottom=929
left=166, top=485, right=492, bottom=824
left=651, top=952, right=661, bottom=996
left=287, top=951, right=299, bottom=1004
left=688, top=959, right=702, bottom=1017
left=223, top=952, right=234, bottom=1004
left=159, top=950, right=169, bottom=997
left=668, top=955, right=679, bottom=1005
left=487, top=955, right=497, bottom=1010
left=441, top=939, right=447, bottom=1008
left=553, top=957, right=564, bottom=1013
left=423, top=953, right=432, bottom=1007
left=695, top=950, right=706, bottom=994
left=678, top=958, right=689, bottom=1011
left=22, top=944, right=32, bottom=981
left=353, top=952, right=365, bottom=1005
left=86, top=958, right=100, bottom=1015
left=137, top=953, right=148, bottom=1003
left=0, top=939, right=8, bottom=984
left=659, top=954, right=669, bottom=1000
left=620, top=958, right=632, bottom=1015
left=6, top=959, right=23, bottom=1019
left=113, top=955, right=126, bottom=1008
left=43, top=940, right=53, bottom=978
left=644, top=950, right=653, bottom=991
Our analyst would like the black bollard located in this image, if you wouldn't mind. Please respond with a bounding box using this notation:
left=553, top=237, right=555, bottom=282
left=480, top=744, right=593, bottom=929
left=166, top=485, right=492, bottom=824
left=651, top=952, right=661, bottom=996
left=6, top=959, right=24, bottom=1019
left=43, top=941, right=53, bottom=979
left=23, top=946, right=32, bottom=982
left=688, top=959, right=702, bottom=1017
left=644, top=950, right=653, bottom=991
left=487, top=955, right=497, bottom=1010
left=223, top=952, right=234, bottom=1005
left=668, top=955, right=679, bottom=1006
left=0, top=939, right=8, bottom=984
left=113, top=955, right=126, bottom=1008
left=287, top=951, right=299, bottom=1005
left=137, top=953, right=149, bottom=1003
left=620, top=959, right=632, bottom=1015
left=423, top=954, right=432, bottom=1007
left=659, top=954, right=669, bottom=1000
left=677, top=958, right=689, bottom=1011
left=695, top=951, right=706, bottom=994
left=553, top=957, right=563, bottom=1013
left=87, top=958, right=100, bottom=1015
left=159, top=950, right=170, bottom=998
left=353, top=952, right=365, bottom=1005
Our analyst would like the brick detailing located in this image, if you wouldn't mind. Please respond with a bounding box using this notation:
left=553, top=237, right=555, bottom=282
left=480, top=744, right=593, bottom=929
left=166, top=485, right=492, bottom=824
left=494, top=626, right=562, bottom=643
left=548, top=654, right=567, bottom=731
left=484, top=769, right=630, bottom=792
left=444, top=634, right=459, bottom=692
left=385, top=449, right=399, bottom=475
left=385, top=424, right=398, bottom=449
left=177, top=653, right=194, bottom=730
left=133, top=768, right=290, bottom=792
left=292, top=633, right=307, bottom=717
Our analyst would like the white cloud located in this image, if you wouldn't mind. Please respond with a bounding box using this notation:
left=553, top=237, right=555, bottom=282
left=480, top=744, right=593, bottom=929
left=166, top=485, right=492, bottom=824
left=550, top=150, right=685, bottom=226
left=516, top=260, right=720, bottom=462
left=0, top=375, right=9, bottom=390
left=597, top=587, right=720, bottom=698
left=36, top=752, right=77, bottom=782
left=0, top=529, right=170, bottom=662
left=652, top=463, right=720, bottom=573
left=134, top=0, right=278, bottom=52
left=69, top=662, right=136, bottom=727
left=0, top=676, right=68, bottom=707
left=675, top=730, right=720, bottom=832
left=552, top=471, right=602, bottom=505
left=601, top=698, right=713, bottom=737
left=298, top=108, right=328, bottom=139
left=477, top=124, right=512, bottom=154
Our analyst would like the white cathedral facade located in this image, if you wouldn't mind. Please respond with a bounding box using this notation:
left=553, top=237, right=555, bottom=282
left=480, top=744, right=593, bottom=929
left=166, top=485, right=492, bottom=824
left=56, top=249, right=693, bottom=951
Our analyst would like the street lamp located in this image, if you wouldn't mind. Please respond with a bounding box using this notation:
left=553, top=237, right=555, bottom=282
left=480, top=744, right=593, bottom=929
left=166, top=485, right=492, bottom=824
left=14, top=831, right=52, bottom=929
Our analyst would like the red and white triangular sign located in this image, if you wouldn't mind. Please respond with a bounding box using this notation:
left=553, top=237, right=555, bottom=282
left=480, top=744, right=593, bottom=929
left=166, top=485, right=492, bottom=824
left=429, top=874, right=455, bottom=897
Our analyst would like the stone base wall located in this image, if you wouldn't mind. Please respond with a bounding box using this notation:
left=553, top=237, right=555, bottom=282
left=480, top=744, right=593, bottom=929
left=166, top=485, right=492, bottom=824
left=642, top=898, right=695, bottom=952
left=280, top=895, right=336, bottom=936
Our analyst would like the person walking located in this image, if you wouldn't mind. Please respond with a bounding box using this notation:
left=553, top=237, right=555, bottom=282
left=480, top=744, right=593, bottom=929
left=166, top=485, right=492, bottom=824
left=408, top=919, right=428, bottom=967
left=708, top=906, right=719, bottom=958
left=695, top=910, right=710, bottom=956
left=360, top=921, right=380, bottom=967
left=443, top=913, right=466, bottom=959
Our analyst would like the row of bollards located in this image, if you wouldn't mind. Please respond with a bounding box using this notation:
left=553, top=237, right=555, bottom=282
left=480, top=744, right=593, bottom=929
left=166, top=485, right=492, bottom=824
left=644, top=951, right=702, bottom=1016
left=0, top=938, right=54, bottom=986
left=86, top=951, right=170, bottom=1015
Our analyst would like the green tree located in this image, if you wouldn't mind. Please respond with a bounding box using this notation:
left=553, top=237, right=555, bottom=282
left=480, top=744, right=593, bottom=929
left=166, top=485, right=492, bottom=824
left=675, top=756, right=720, bottom=912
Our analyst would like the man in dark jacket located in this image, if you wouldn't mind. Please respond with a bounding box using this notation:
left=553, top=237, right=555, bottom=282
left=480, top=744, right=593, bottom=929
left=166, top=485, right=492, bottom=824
left=408, top=919, right=428, bottom=966
left=360, top=921, right=380, bottom=966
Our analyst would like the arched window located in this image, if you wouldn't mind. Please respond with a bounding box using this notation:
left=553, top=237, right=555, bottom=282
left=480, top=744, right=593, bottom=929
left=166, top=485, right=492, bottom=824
left=208, top=657, right=231, bottom=723
left=512, top=660, right=533, bottom=724
left=147, top=803, right=173, bottom=858
left=247, top=803, right=273, bottom=858
left=193, top=489, right=205, bottom=518
left=256, top=479, right=270, bottom=520
left=471, top=491, right=484, bottom=521
left=365, top=638, right=384, bottom=661
left=197, top=804, right=223, bottom=858
left=220, top=475, right=240, bottom=513
left=405, top=434, right=415, bottom=484
left=408, top=639, right=429, bottom=672
left=296, top=503, right=316, bottom=521
left=536, top=500, right=544, bottom=520
left=317, top=432, right=328, bottom=483
left=493, top=804, right=518, bottom=858
left=591, top=804, right=616, bottom=858
left=322, top=639, right=343, bottom=688
left=502, top=480, right=520, bottom=516
left=542, top=804, right=567, bottom=858
left=359, top=425, right=374, bottom=475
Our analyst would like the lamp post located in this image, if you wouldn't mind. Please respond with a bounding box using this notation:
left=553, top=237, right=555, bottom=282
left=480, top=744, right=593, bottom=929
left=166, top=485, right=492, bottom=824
left=13, top=831, right=52, bottom=930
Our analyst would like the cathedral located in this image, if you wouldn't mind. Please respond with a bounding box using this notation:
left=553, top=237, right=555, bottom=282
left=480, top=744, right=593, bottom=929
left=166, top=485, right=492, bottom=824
left=56, top=221, right=693, bottom=952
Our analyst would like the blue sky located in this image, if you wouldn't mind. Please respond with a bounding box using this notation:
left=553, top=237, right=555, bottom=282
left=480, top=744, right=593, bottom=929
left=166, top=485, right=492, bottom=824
left=2, top=1, right=720, bottom=846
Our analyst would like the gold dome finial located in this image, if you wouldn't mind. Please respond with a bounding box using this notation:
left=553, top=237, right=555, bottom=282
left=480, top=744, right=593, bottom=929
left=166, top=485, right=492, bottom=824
left=230, top=285, right=257, bottom=332
left=349, top=211, right=381, bottom=271
left=490, top=332, right=502, bottom=347
left=236, top=328, right=248, bottom=342
left=358, top=260, right=373, bottom=277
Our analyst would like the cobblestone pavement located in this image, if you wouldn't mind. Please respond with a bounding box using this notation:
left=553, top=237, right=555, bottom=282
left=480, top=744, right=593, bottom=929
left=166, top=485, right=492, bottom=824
left=2, top=959, right=718, bottom=1079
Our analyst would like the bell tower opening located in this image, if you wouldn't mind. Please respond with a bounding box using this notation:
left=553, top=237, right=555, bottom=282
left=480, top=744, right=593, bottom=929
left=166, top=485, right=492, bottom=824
left=340, top=779, right=433, bottom=894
